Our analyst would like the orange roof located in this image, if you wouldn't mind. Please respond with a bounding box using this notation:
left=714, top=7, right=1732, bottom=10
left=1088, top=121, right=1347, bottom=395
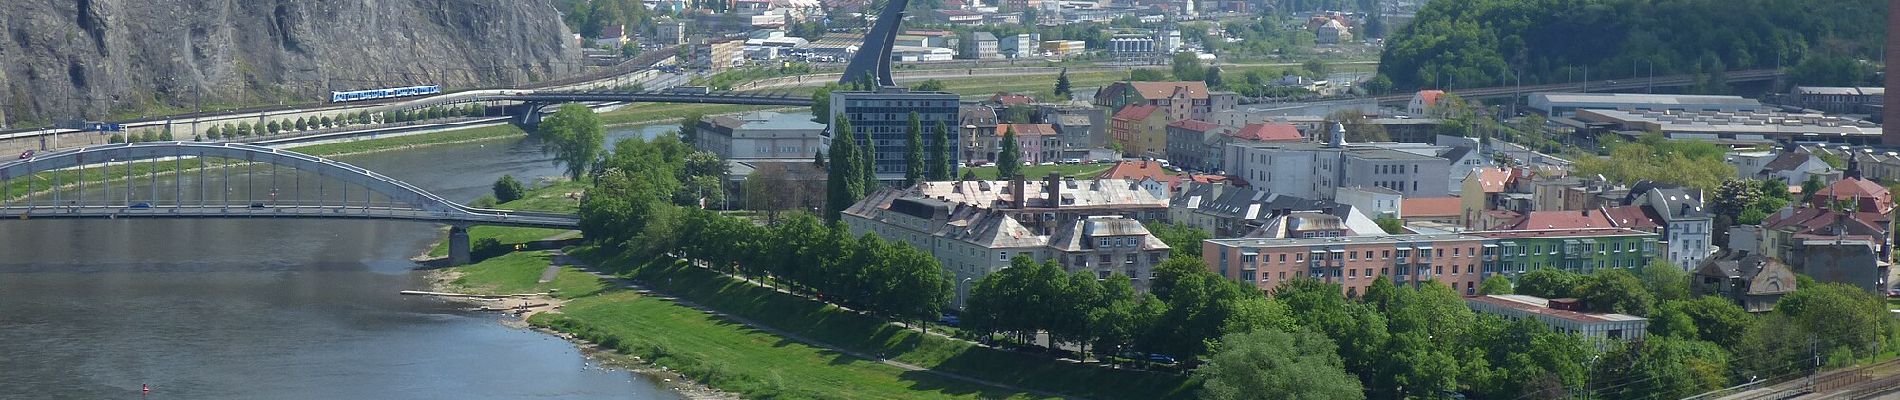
left=1498, top=209, right=1614, bottom=230
left=1167, top=119, right=1223, bottom=132
left=989, top=92, right=1036, bottom=106
left=1230, top=123, right=1302, bottom=142
left=995, top=123, right=1057, bottom=137
left=1469, top=167, right=1512, bottom=193
left=1127, top=81, right=1212, bottom=100
left=1098, top=160, right=1175, bottom=182
left=1113, top=105, right=1161, bottom=121
left=1402, top=197, right=1462, bottom=217
left=1415, top=90, right=1444, bottom=105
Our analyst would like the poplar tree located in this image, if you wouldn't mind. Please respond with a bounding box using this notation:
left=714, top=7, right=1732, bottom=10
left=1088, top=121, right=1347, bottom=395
left=997, top=125, right=1022, bottom=179
left=929, top=121, right=952, bottom=180
left=1055, top=68, right=1073, bottom=99
left=825, top=113, right=864, bottom=222
left=904, top=112, right=925, bottom=186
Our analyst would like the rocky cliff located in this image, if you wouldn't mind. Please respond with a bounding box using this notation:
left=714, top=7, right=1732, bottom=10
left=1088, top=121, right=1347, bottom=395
left=0, top=0, right=581, bottom=125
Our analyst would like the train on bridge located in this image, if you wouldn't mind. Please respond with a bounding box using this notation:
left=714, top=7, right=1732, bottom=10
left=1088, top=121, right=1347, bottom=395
left=330, top=85, right=442, bottom=103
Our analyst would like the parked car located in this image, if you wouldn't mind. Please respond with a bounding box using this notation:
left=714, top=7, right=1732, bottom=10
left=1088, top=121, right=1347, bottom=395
left=127, top=202, right=153, bottom=209
left=1059, top=158, right=1083, bottom=164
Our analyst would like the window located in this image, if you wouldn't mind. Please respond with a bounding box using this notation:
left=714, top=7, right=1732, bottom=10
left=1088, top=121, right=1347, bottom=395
left=998, top=252, right=1008, bottom=261
left=1279, top=254, right=1287, bottom=263
left=1100, top=254, right=1112, bottom=263
left=1125, top=254, right=1137, bottom=264
left=1365, top=251, right=1374, bottom=259
left=1452, top=265, right=1459, bottom=274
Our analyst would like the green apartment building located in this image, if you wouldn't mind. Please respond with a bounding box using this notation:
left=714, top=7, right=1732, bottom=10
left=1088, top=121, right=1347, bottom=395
left=1472, top=228, right=1661, bottom=275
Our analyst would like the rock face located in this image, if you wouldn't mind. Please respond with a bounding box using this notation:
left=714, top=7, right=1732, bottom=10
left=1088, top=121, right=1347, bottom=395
left=0, top=0, right=580, bottom=124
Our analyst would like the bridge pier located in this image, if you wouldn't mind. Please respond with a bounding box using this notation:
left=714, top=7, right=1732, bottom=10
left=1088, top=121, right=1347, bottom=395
left=448, top=225, right=472, bottom=266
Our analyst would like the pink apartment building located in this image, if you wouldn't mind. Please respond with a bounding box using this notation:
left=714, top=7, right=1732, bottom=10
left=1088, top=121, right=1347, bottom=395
left=1203, top=233, right=1493, bottom=296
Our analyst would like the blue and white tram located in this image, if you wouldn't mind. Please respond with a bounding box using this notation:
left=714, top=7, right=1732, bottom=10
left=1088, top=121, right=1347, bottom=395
left=330, top=85, right=442, bottom=103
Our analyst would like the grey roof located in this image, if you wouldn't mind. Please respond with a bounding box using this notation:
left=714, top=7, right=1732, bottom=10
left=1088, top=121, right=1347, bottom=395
left=1439, top=146, right=1475, bottom=163
left=972, top=31, right=997, bottom=41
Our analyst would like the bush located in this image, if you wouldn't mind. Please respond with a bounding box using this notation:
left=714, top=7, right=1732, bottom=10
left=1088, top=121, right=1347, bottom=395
left=468, top=195, right=499, bottom=208
left=494, top=175, right=527, bottom=203
left=471, top=237, right=508, bottom=262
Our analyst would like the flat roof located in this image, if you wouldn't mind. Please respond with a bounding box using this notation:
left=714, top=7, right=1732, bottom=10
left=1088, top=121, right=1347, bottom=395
left=1467, top=228, right=1653, bottom=239
left=1207, top=233, right=1482, bottom=248
left=1579, top=109, right=1882, bottom=137
left=1531, top=92, right=1762, bottom=107
left=1467, top=295, right=1647, bottom=324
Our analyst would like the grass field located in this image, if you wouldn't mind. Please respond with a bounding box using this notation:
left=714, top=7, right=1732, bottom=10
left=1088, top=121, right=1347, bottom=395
left=961, top=163, right=1115, bottom=180
left=597, top=103, right=791, bottom=126
left=291, top=124, right=527, bottom=157
left=439, top=250, right=609, bottom=299
left=556, top=247, right=1198, bottom=400
left=427, top=180, right=585, bottom=257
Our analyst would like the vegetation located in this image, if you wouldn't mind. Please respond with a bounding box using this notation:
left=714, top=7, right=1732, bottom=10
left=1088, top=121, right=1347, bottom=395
left=1373, top=216, right=1404, bottom=234
left=996, top=126, right=1023, bottom=179
left=825, top=112, right=865, bottom=222
left=1378, top=0, right=1887, bottom=91
left=1574, top=133, right=1735, bottom=191
left=1146, top=222, right=1211, bottom=258
left=440, top=251, right=610, bottom=299
left=537, top=103, right=607, bottom=181
left=492, top=175, right=527, bottom=204
left=905, top=112, right=926, bottom=186
left=1197, top=329, right=1366, bottom=400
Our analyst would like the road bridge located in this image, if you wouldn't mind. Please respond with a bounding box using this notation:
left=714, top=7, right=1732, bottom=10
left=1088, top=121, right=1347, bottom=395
left=0, top=142, right=578, bottom=265
left=1369, top=69, right=1785, bottom=105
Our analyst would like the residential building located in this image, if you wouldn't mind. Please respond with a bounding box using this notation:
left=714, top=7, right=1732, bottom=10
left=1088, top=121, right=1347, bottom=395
left=1408, top=90, right=1445, bottom=116
left=703, top=39, right=746, bottom=71
left=1040, top=104, right=1105, bottom=149
left=962, top=31, right=999, bottom=59
left=1097, top=160, right=1178, bottom=198
left=594, top=25, right=630, bottom=48
left=1246, top=208, right=1385, bottom=239
left=1626, top=183, right=1713, bottom=268
left=1461, top=166, right=1516, bottom=227
left=1465, top=295, right=1649, bottom=343
left=959, top=105, right=1000, bottom=164
left=1168, top=184, right=1337, bottom=238
left=1223, top=138, right=1454, bottom=200
left=843, top=188, right=1170, bottom=308
left=1789, top=86, right=1885, bottom=114
left=914, top=175, right=1172, bottom=233
left=991, top=123, right=1061, bottom=164
left=1727, top=148, right=1841, bottom=184
left=656, top=19, right=688, bottom=45
left=1529, top=93, right=1765, bottom=117
left=1163, top=119, right=1237, bottom=172
left=1335, top=186, right=1402, bottom=219
left=1094, top=81, right=1239, bottom=122
left=1691, top=250, right=1796, bottom=313
left=1472, top=228, right=1660, bottom=275
left=1810, top=163, right=1895, bottom=214
left=1761, top=200, right=1894, bottom=293
left=1314, top=19, right=1353, bottom=44
left=1110, top=105, right=1171, bottom=157
left=830, top=87, right=962, bottom=181
left=1202, top=233, right=1492, bottom=296
left=693, top=111, right=829, bottom=160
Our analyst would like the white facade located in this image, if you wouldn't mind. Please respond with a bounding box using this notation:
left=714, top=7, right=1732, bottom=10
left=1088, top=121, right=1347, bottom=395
left=1335, top=186, right=1403, bottom=218
left=1225, top=142, right=1453, bottom=201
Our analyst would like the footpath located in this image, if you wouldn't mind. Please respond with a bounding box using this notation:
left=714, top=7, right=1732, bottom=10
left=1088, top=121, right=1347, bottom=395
left=547, top=251, right=1086, bottom=400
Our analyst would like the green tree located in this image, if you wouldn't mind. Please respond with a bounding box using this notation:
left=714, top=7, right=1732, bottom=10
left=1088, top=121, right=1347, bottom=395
left=860, top=135, right=878, bottom=192
left=1172, top=52, right=1205, bottom=81
left=678, top=113, right=703, bottom=145
left=267, top=120, right=282, bottom=135
left=1801, top=175, right=1826, bottom=202
left=929, top=121, right=951, bottom=181
left=1130, top=68, right=1169, bottom=81
left=205, top=125, right=222, bottom=140
left=493, top=175, right=527, bottom=203
left=236, top=121, right=252, bottom=137
left=1054, top=68, right=1073, bottom=99
left=1775, top=282, right=1893, bottom=363
left=295, top=117, right=309, bottom=131
left=1639, top=260, right=1691, bottom=302
left=1374, top=216, right=1404, bottom=234
left=1145, top=222, right=1211, bottom=258
left=1362, top=74, right=1394, bottom=95
left=320, top=116, right=334, bottom=128
left=1576, top=269, right=1655, bottom=316
left=1479, top=275, right=1513, bottom=295
left=810, top=83, right=840, bottom=122
left=996, top=126, right=1022, bottom=179
left=537, top=103, right=606, bottom=181
left=904, top=112, right=925, bottom=186
left=1204, top=66, right=1224, bottom=88
left=824, top=112, right=864, bottom=222
left=1197, top=328, right=1367, bottom=400
left=1591, top=338, right=1731, bottom=399
left=1516, top=268, right=1581, bottom=299
left=108, top=133, right=126, bottom=144
left=912, top=79, right=946, bottom=92
left=1301, top=59, right=1328, bottom=76
left=1331, top=110, right=1390, bottom=142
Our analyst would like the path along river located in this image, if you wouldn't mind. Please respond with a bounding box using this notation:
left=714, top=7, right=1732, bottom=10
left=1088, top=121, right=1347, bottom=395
left=0, top=124, right=675, bottom=399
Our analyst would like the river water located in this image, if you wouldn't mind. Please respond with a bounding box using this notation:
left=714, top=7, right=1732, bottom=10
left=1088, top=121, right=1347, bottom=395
left=0, top=124, right=675, bottom=399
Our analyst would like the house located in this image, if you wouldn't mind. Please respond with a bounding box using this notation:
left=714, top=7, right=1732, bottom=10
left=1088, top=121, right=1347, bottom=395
left=1163, top=119, right=1237, bottom=172
left=1811, top=160, right=1895, bottom=214
left=843, top=188, right=1171, bottom=308
left=1167, top=184, right=1338, bottom=238
left=1466, top=295, right=1648, bottom=343
left=961, top=31, right=999, bottom=59
left=1461, top=166, right=1516, bottom=228
left=1245, top=207, right=1385, bottom=239
left=1224, top=138, right=1454, bottom=200
left=1203, top=233, right=1492, bottom=296
left=959, top=105, right=1000, bottom=164
left=1094, top=81, right=1239, bottom=122
left=913, top=174, right=1172, bottom=233
left=1408, top=90, right=1445, bottom=116
left=1691, top=250, right=1796, bottom=312
left=692, top=111, right=829, bottom=160
left=1110, top=105, right=1171, bottom=157
left=1335, top=185, right=1403, bottom=219
left=1039, top=104, right=1104, bottom=149
left=1098, top=160, right=1177, bottom=197
left=1495, top=209, right=1616, bottom=230
left=992, top=123, right=1061, bottom=164
left=1730, top=149, right=1841, bottom=185
left=1761, top=206, right=1893, bottom=293
left=1471, top=228, right=1661, bottom=275
left=1314, top=19, right=1353, bottom=45
left=988, top=93, right=1036, bottom=107
left=1624, top=182, right=1714, bottom=268
left=594, top=25, right=630, bottom=48
left=1229, top=122, right=1303, bottom=142
left=1403, top=197, right=1464, bottom=226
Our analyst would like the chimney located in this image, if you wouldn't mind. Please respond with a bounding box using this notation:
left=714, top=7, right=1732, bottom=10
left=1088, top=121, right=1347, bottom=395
left=1046, top=172, right=1063, bottom=207
left=1012, top=174, right=1027, bottom=209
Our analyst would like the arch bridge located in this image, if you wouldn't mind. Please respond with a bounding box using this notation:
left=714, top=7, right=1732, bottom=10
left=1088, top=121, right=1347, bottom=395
left=0, top=142, right=579, bottom=265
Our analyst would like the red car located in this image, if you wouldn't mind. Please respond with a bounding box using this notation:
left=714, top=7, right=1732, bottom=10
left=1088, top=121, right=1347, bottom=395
left=17, top=150, right=32, bottom=159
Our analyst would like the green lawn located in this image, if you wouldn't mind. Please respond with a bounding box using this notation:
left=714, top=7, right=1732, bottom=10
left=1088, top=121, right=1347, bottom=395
left=428, top=181, right=585, bottom=257
left=291, top=124, right=527, bottom=157
left=442, top=250, right=609, bottom=299
left=566, top=247, right=1197, bottom=400
left=597, top=103, right=791, bottom=126
left=961, top=163, right=1114, bottom=180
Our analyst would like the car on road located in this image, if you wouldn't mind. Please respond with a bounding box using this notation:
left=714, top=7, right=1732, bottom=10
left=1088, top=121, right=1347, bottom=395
left=249, top=202, right=269, bottom=209
left=1059, top=158, right=1083, bottom=164
left=127, top=202, right=152, bottom=209
left=18, top=150, right=33, bottom=159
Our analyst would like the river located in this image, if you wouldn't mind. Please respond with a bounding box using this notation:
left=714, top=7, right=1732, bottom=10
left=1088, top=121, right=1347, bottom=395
left=0, top=124, right=677, bottom=399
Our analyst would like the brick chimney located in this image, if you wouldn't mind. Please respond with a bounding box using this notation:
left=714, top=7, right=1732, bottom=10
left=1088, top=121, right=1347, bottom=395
left=1011, top=174, right=1027, bottom=209
left=1046, top=172, right=1063, bottom=208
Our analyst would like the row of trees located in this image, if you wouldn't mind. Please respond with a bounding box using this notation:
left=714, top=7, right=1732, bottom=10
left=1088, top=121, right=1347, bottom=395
left=107, top=129, right=176, bottom=144
left=1574, top=133, right=1736, bottom=191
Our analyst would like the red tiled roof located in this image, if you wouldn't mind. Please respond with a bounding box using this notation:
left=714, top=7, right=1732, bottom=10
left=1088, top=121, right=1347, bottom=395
left=1126, top=81, right=1212, bottom=100
left=989, top=92, right=1036, bottom=106
left=1763, top=207, right=1891, bottom=237
left=1414, top=90, right=1444, bottom=106
left=1098, top=160, right=1173, bottom=181
left=995, top=123, right=1057, bottom=137
left=1230, top=123, right=1302, bottom=142
left=1600, top=205, right=1663, bottom=232
left=1402, top=197, right=1462, bottom=217
left=1498, top=209, right=1614, bottom=230
left=1113, top=105, right=1160, bottom=121
left=1167, top=119, right=1223, bottom=132
left=1815, top=177, right=1894, bottom=213
left=1469, top=228, right=1651, bottom=239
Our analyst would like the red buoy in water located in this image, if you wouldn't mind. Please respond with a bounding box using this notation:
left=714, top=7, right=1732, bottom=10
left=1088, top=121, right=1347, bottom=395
left=142, top=383, right=150, bottom=394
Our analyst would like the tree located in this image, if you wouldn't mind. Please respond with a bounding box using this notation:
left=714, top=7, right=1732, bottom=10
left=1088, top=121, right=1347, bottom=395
left=1172, top=52, right=1205, bottom=81
left=860, top=134, right=878, bottom=192
left=236, top=121, right=252, bottom=137
left=493, top=175, right=527, bottom=204
left=1130, top=68, right=1169, bottom=81
left=996, top=126, right=1022, bottom=179
left=537, top=103, right=607, bottom=181
left=1516, top=268, right=1580, bottom=299
left=320, top=116, right=334, bottom=128
left=1301, top=59, right=1328, bottom=76
left=1639, top=260, right=1690, bottom=302
left=1146, top=222, right=1211, bottom=258
left=1662, top=296, right=1756, bottom=349
left=1330, top=110, right=1390, bottom=142
left=108, top=133, right=126, bottom=144
left=810, top=83, right=840, bottom=122
left=295, top=117, right=309, bottom=131
left=1775, top=282, right=1893, bottom=363
left=1054, top=68, right=1073, bottom=99
left=267, top=120, right=282, bottom=135
left=1204, top=66, right=1224, bottom=88
left=1576, top=269, right=1654, bottom=316
left=904, top=112, right=925, bottom=186
left=1363, top=74, right=1394, bottom=95
left=912, top=79, right=946, bottom=92
left=1801, top=175, right=1826, bottom=202
left=929, top=121, right=952, bottom=181
left=678, top=113, right=704, bottom=145
left=205, top=125, right=222, bottom=140
left=824, top=112, right=864, bottom=222
left=1479, top=275, right=1513, bottom=295
left=1001, top=104, right=1035, bottom=124
left=1197, top=328, right=1367, bottom=400
left=1591, top=338, right=1732, bottom=399
left=1374, top=216, right=1404, bottom=234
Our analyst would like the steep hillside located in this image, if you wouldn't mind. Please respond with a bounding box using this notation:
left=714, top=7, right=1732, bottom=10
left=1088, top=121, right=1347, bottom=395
left=0, top=0, right=580, bottom=125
